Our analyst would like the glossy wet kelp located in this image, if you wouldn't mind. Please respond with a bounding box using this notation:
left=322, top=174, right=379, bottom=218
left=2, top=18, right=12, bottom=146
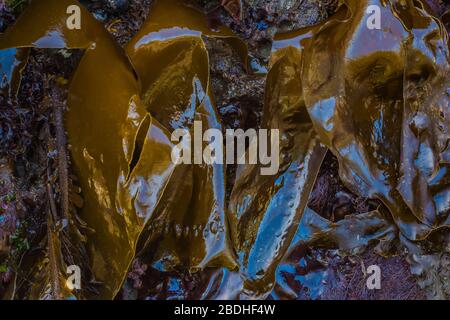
left=0, top=0, right=449, bottom=300
left=219, top=46, right=327, bottom=298
left=284, top=0, right=450, bottom=298
left=298, top=0, right=450, bottom=241
left=215, top=0, right=450, bottom=298
left=126, top=0, right=241, bottom=273
left=0, top=0, right=245, bottom=299
left=271, top=207, right=396, bottom=299
left=0, top=0, right=178, bottom=298
left=0, top=48, right=28, bottom=99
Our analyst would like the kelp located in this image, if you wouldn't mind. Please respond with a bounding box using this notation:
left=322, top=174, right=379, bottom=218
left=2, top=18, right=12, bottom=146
left=125, top=0, right=243, bottom=273
left=0, top=0, right=248, bottom=299
left=209, top=46, right=327, bottom=299
left=275, top=1, right=450, bottom=298
left=0, top=0, right=111, bottom=299
left=297, top=0, right=450, bottom=241
left=401, top=231, right=450, bottom=299
left=0, top=0, right=177, bottom=299
left=213, top=0, right=450, bottom=298
left=1, top=0, right=449, bottom=300
left=199, top=209, right=396, bottom=299
left=270, top=0, right=450, bottom=241
left=0, top=48, right=28, bottom=99
left=291, top=208, right=395, bottom=254
left=271, top=207, right=396, bottom=299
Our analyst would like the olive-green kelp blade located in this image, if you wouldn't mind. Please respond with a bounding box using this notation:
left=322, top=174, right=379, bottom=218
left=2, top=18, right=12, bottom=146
left=298, top=0, right=450, bottom=241
left=217, top=46, right=327, bottom=299
left=207, top=0, right=450, bottom=300
left=0, top=0, right=177, bottom=299
left=203, top=206, right=397, bottom=300
left=126, top=0, right=239, bottom=272
left=271, top=207, right=396, bottom=299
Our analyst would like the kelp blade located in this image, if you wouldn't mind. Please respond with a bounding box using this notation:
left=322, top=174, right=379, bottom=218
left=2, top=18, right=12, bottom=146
left=0, top=0, right=177, bottom=299
left=271, top=207, right=396, bottom=299
left=298, top=0, right=450, bottom=240
left=219, top=46, right=327, bottom=299
left=126, top=0, right=239, bottom=273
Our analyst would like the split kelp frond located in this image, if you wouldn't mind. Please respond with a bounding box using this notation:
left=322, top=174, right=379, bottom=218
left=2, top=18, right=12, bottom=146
left=124, top=0, right=246, bottom=275
left=0, top=0, right=449, bottom=299
left=0, top=0, right=247, bottom=299
left=0, top=0, right=177, bottom=299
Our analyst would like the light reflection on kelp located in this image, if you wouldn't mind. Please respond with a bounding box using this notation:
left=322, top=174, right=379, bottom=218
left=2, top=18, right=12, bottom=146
left=0, top=0, right=448, bottom=299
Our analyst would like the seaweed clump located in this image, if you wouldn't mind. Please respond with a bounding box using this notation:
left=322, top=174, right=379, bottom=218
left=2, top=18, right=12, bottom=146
left=0, top=0, right=449, bottom=300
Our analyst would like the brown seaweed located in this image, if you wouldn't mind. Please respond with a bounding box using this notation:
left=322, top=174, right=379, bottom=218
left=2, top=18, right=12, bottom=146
left=271, top=207, right=396, bottom=299
left=0, top=0, right=248, bottom=299
left=0, top=48, right=28, bottom=99
left=218, top=46, right=327, bottom=298
left=125, top=0, right=242, bottom=274
left=211, top=0, right=450, bottom=298
left=0, top=0, right=449, bottom=300
left=0, top=0, right=177, bottom=299
left=297, top=0, right=450, bottom=241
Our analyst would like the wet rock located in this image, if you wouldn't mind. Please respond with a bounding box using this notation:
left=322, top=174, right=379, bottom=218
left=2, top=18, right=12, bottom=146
left=0, top=161, right=17, bottom=259
left=81, top=0, right=130, bottom=14
left=185, top=0, right=221, bottom=13
left=105, top=0, right=129, bottom=12
left=0, top=2, right=15, bottom=32
left=0, top=121, right=13, bottom=150
left=309, top=153, right=376, bottom=222
left=222, top=0, right=242, bottom=21
left=204, top=36, right=265, bottom=199
left=205, top=37, right=265, bottom=131
left=93, top=9, right=109, bottom=22
left=128, top=259, right=148, bottom=290
left=332, top=191, right=354, bottom=221
left=82, top=0, right=153, bottom=45
left=190, top=0, right=336, bottom=62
